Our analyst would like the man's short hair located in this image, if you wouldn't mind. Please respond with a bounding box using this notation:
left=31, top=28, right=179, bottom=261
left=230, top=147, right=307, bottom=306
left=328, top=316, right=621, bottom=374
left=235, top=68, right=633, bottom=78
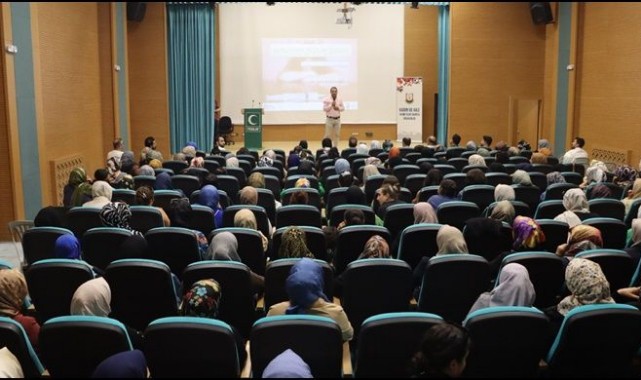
left=452, top=133, right=461, bottom=145
left=482, top=135, right=493, bottom=146
left=113, top=137, right=123, bottom=149
left=299, top=140, right=308, bottom=150
left=439, top=179, right=457, bottom=197
left=144, top=136, right=155, bottom=148
left=575, top=137, right=585, bottom=147
left=402, top=137, right=411, bottom=146
left=348, top=136, right=358, bottom=148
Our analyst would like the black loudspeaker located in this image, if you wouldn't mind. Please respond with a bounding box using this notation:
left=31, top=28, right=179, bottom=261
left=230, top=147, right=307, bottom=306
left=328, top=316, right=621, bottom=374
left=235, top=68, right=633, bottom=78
left=127, top=2, right=147, bottom=22
left=529, top=2, right=553, bottom=25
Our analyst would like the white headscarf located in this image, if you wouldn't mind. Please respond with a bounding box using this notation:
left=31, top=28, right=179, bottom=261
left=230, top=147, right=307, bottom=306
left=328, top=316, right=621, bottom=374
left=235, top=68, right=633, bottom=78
left=70, top=277, right=111, bottom=317
left=468, top=263, right=536, bottom=315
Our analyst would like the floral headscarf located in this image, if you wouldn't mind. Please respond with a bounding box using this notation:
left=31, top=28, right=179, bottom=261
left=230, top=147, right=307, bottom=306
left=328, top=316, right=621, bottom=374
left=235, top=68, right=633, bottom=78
left=358, top=235, right=390, bottom=259
left=181, top=279, right=222, bottom=318
left=546, top=171, right=566, bottom=186
left=557, top=258, right=614, bottom=316
left=278, top=227, right=314, bottom=259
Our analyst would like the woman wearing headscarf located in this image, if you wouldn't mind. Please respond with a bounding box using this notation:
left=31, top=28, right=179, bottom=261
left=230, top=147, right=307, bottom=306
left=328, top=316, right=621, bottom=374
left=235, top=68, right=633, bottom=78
left=358, top=235, right=390, bottom=259
left=581, top=161, right=608, bottom=189
left=195, top=185, right=224, bottom=229
left=554, top=188, right=599, bottom=228
left=180, top=278, right=247, bottom=367
left=537, top=139, right=552, bottom=156
left=540, top=171, right=567, bottom=201
left=138, top=165, right=155, bottom=177
left=262, top=349, right=313, bottom=378
left=0, top=269, right=39, bottom=352
left=334, top=158, right=351, bottom=176
left=468, top=154, right=487, bottom=168
left=468, top=263, right=536, bottom=315
left=512, top=170, right=533, bottom=187
left=53, top=234, right=82, bottom=260
left=487, top=216, right=546, bottom=278
left=625, top=219, right=641, bottom=271
left=386, top=147, right=403, bottom=169
left=411, top=225, right=470, bottom=295
left=91, top=350, right=148, bottom=378
left=64, top=167, right=92, bottom=207
left=489, top=200, right=515, bottom=224
left=207, top=232, right=264, bottom=291
left=226, top=156, right=239, bottom=169
left=414, top=202, right=438, bottom=224
left=361, top=164, right=381, bottom=191
left=69, top=276, right=144, bottom=348
left=100, top=202, right=144, bottom=238
left=622, top=178, right=641, bottom=215
left=494, top=184, right=515, bottom=202
left=544, top=258, right=614, bottom=336
left=267, top=258, right=353, bottom=342
left=233, top=208, right=269, bottom=252
left=278, top=227, right=314, bottom=259
left=82, top=180, right=113, bottom=209
left=153, top=171, right=173, bottom=191
left=555, top=224, right=603, bottom=260
left=167, top=198, right=209, bottom=259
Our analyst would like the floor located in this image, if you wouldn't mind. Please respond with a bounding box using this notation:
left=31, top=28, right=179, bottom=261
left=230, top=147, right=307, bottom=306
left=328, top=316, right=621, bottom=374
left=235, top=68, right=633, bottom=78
left=0, top=242, right=22, bottom=269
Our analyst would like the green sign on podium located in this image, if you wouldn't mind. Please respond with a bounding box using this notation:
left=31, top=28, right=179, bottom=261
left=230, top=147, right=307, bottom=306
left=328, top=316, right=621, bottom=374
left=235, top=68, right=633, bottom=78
left=243, top=108, right=263, bottom=150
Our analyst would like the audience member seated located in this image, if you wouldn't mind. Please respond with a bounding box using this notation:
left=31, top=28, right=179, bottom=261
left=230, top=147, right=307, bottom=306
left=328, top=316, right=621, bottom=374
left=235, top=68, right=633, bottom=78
left=278, top=227, right=315, bottom=259
left=180, top=279, right=247, bottom=368
left=468, top=263, right=535, bottom=316
left=82, top=180, right=113, bottom=209
left=91, top=350, right=148, bottom=378
left=543, top=258, right=613, bottom=337
left=427, top=179, right=457, bottom=210
left=409, top=322, right=471, bottom=378
left=0, top=269, right=40, bottom=352
left=267, top=258, right=353, bottom=342
left=135, top=186, right=170, bottom=227
left=553, top=188, right=599, bottom=227
left=70, top=277, right=143, bottom=349
left=64, top=167, right=92, bottom=207
left=262, top=349, right=313, bottom=378
left=207, top=232, right=264, bottom=292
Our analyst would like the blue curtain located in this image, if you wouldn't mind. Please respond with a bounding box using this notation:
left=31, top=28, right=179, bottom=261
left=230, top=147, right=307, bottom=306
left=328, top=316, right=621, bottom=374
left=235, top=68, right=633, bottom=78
left=436, top=4, right=450, bottom=146
left=167, top=3, right=214, bottom=154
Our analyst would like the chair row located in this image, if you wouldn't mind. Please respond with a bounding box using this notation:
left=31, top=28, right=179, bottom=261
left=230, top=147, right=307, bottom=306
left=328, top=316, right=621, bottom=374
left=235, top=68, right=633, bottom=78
left=5, top=303, right=640, bottom=378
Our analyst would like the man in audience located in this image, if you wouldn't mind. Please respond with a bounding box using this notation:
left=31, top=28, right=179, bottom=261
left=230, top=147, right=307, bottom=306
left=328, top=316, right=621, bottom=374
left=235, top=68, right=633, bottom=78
left=561, top=137, right=588, bottom=165
left=107, top=137, right=124, bottom=166
left=402, top=137, right=412, bottom=147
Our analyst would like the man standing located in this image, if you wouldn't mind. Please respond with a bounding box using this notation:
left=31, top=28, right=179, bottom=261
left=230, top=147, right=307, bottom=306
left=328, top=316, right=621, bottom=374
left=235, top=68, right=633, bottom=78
left=561, top=137, right=589, bottom=165
left=323, top=86, right=345, bottom=147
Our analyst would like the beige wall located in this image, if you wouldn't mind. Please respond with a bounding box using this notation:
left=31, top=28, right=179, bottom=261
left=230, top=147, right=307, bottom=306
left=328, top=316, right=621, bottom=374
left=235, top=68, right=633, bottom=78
left=127, top=2, right=170, bottom=158
left=35, top=2, right=113, bottom=205
left=405, top=5, right=439, bottom=142
left=575, top=2, right=641, bottom=167
left=449, top=2, right=546, bottom=146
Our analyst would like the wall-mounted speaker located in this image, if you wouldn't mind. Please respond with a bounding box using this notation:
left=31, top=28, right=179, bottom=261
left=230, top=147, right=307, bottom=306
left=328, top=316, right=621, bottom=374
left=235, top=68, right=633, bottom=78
left=529, top=2, right=553, bottom=25
left=127, top=2, right=147, bottom=22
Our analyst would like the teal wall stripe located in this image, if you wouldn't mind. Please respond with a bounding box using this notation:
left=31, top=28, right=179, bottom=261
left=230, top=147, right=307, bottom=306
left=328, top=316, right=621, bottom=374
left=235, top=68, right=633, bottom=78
left=554, top=2, right=572, bottom=158
left=115, top=3, right=129, bottom=148
left=11, top=3, right=41, bottom=218
left=436, top=5, right=450, bottom=146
